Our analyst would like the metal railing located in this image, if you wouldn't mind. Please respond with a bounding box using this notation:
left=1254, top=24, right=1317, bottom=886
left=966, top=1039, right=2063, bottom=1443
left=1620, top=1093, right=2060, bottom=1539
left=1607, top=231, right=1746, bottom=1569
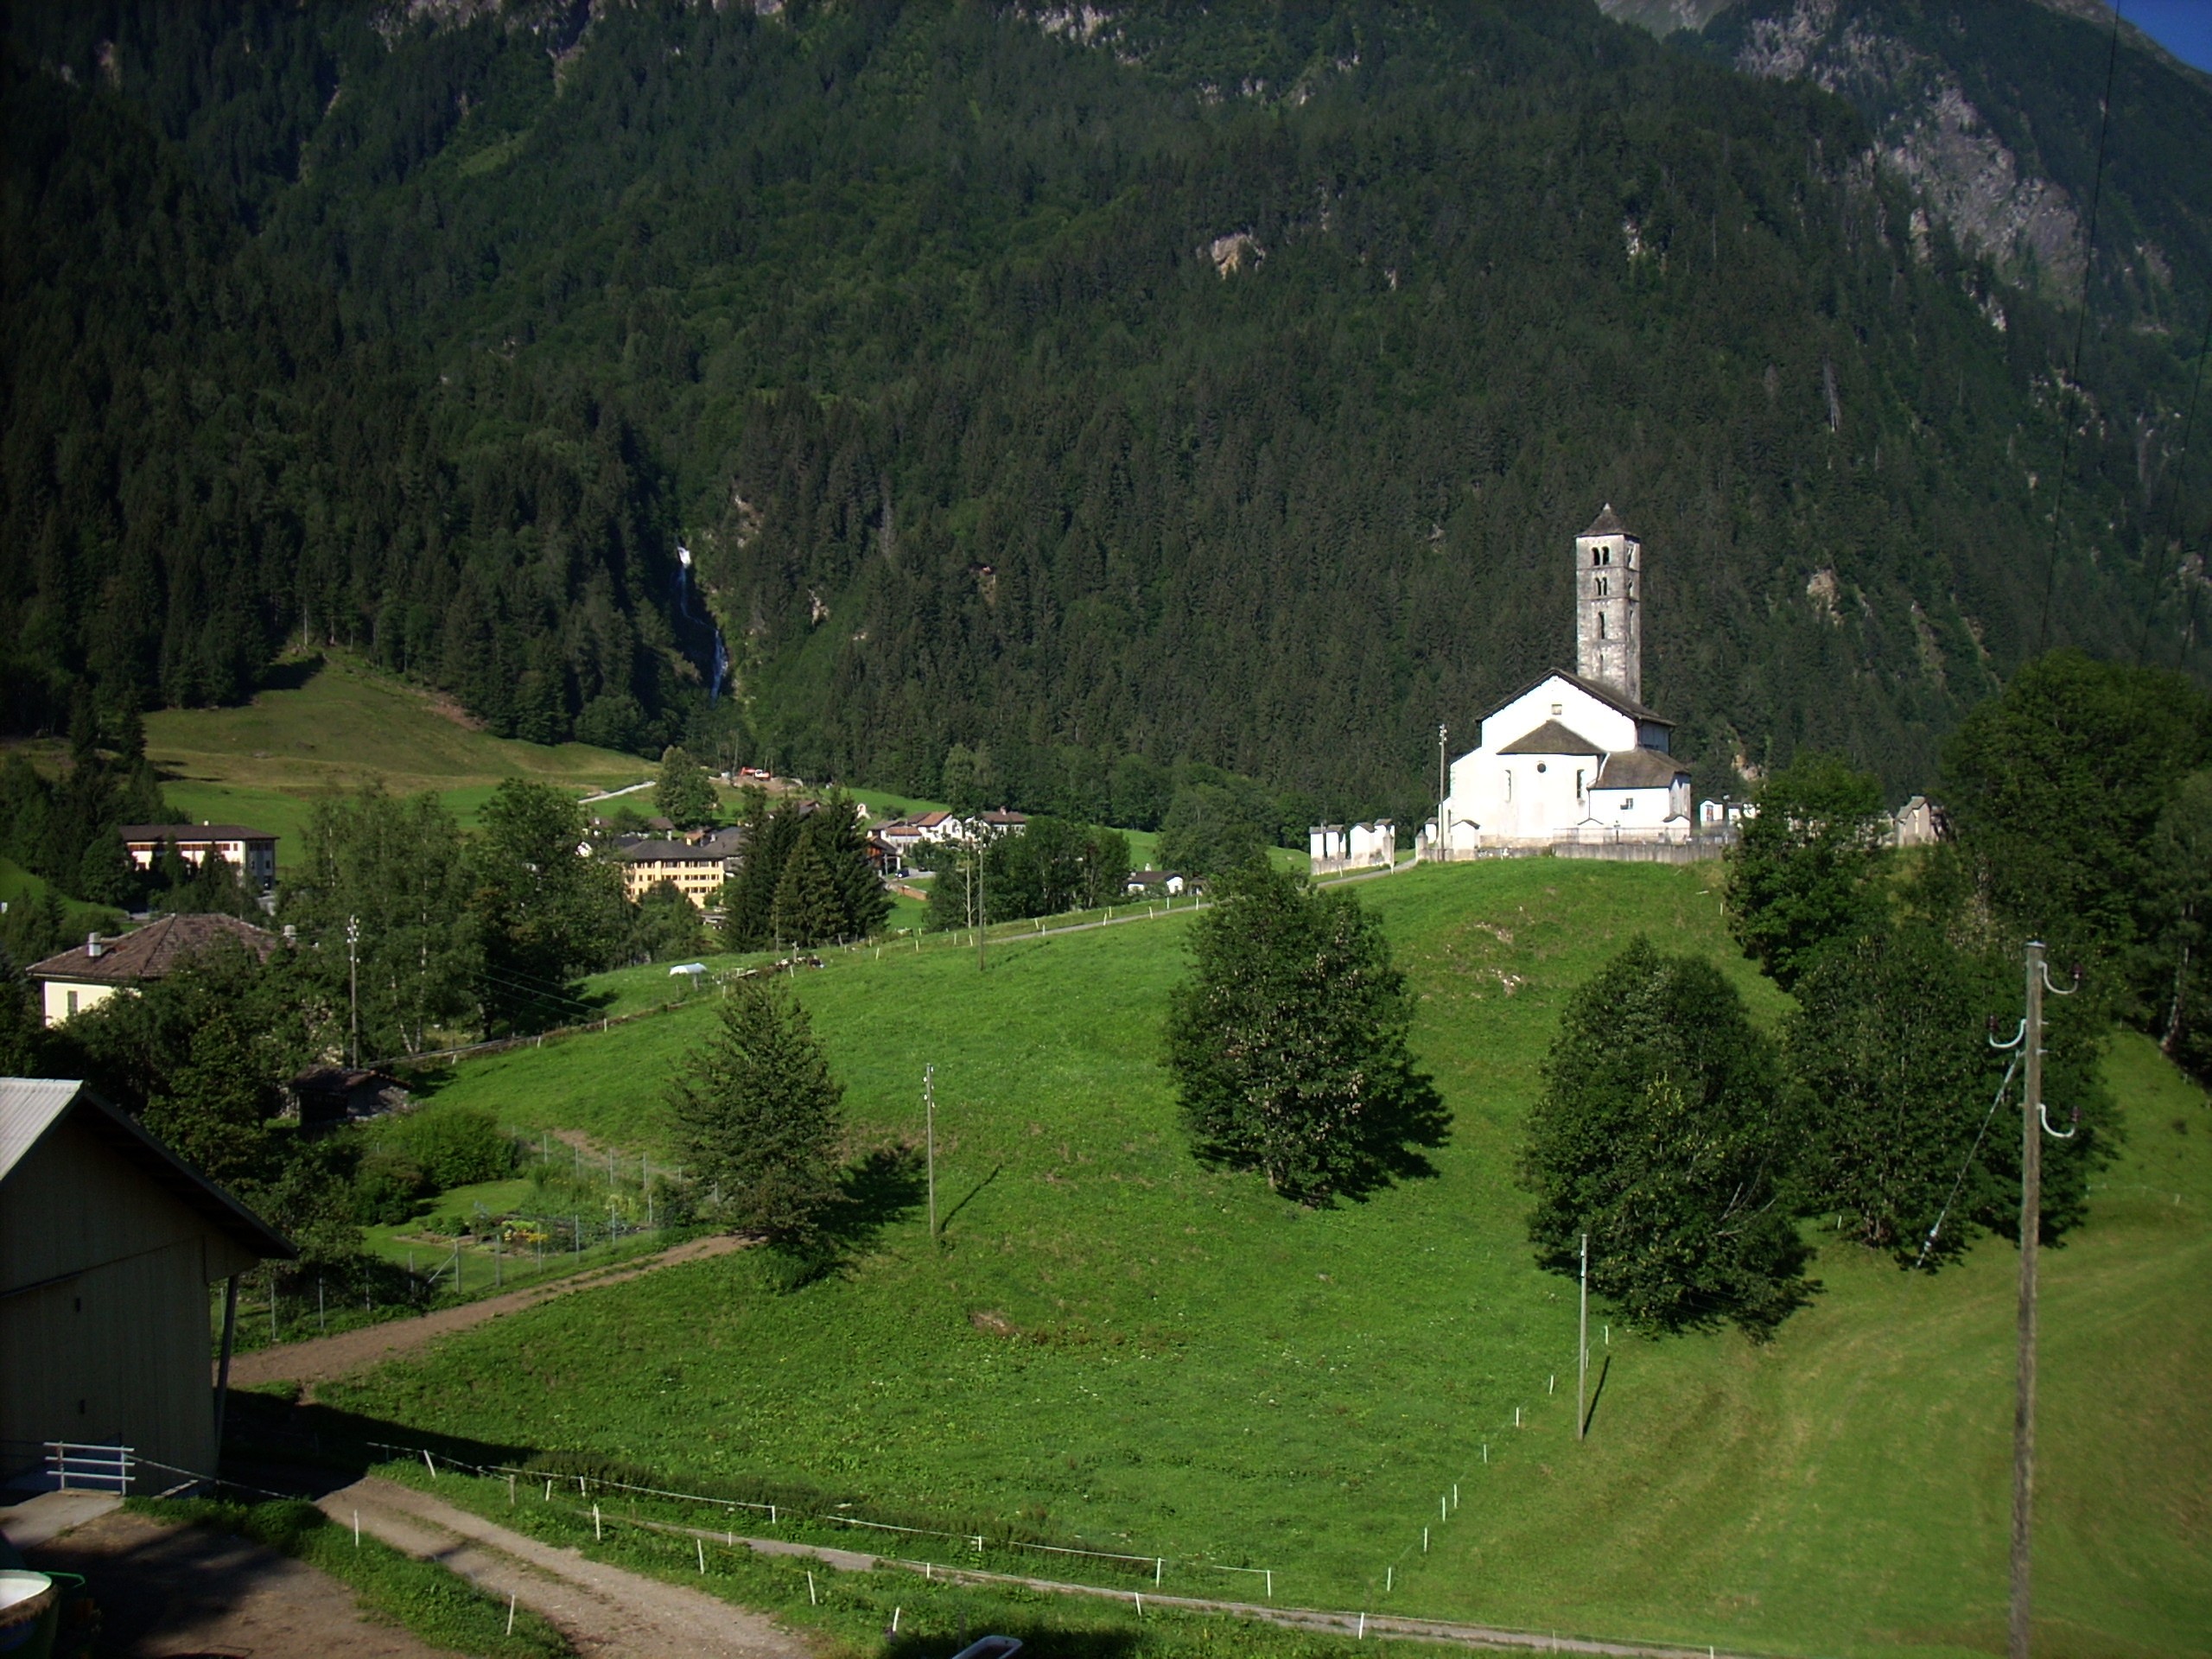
left=47, top=1441, right=134, bottom=1493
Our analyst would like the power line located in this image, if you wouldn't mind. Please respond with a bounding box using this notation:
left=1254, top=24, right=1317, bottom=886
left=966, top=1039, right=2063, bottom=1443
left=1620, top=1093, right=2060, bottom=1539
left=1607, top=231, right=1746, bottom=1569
left=2036, top=2, right=2125, bottom=653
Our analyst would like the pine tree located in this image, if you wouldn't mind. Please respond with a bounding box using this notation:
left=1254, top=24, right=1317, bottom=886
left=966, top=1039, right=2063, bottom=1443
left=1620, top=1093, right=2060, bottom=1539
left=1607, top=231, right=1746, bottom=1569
left=771, top=823, right=846, bottom=947
left=668, top=979, right=845, bottom=1253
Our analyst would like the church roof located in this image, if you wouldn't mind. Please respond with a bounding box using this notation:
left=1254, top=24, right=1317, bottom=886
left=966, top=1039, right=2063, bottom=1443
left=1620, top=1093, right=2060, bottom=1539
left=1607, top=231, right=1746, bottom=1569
left=1581, top=503, right=1628, bottom=537
left=1499, top=720, right=1605, bottom=757
left=1479, top=668, right=1671, bottom=728
left=1596, top=747, right=1688, bottom=788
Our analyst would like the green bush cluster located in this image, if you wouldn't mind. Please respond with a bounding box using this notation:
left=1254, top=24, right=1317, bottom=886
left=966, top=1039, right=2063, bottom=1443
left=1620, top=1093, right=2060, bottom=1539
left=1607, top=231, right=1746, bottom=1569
left=353, top=1106, right=515, bottom=1224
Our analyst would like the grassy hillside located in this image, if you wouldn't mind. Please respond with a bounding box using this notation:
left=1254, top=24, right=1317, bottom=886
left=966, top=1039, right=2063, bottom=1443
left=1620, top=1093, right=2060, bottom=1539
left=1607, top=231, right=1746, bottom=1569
left=332, top=861, right=2211, bottom=1657
left=147, top=653, right=648, bottom=795
left=139, top=654, right=650, bottom=863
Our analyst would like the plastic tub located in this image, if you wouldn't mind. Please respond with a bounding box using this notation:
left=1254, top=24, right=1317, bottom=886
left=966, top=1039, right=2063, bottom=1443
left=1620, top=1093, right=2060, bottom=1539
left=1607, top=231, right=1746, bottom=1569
left=0, top=1570, right=56, bottom=1659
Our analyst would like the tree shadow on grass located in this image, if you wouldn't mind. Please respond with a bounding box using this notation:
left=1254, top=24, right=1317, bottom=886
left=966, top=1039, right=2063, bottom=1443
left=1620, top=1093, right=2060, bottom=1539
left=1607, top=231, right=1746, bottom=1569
left=257, top=654, right=326, bottom=694
left=1327, top=1066, right=1452, bottom=1205
left=818, top=1142, right=926, bottom=1261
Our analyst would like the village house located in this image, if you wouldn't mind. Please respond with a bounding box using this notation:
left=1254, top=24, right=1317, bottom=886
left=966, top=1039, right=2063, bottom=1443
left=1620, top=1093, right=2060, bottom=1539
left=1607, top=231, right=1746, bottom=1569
left=1422, top=507, right=1692, bottom=853
left=1309, top=822, right=1396, bottom=873
left=1124, top=869, right=1190, bottom=897
left=26, top=913, right=281, bottom=1027
left=881, top=808, right=1029, bottom=856
left=1, top=1077, right=294, bottom=1485
left=615, top=824, right=746, bottom=906
left=119, top=823, right=278, bottom=893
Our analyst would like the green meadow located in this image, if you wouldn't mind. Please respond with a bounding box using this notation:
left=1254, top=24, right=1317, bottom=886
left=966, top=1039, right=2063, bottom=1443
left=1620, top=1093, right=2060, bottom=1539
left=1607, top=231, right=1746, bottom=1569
left=141, top=653, right=649, bottom=865
left=331, top=861, right=2212, bottom=1658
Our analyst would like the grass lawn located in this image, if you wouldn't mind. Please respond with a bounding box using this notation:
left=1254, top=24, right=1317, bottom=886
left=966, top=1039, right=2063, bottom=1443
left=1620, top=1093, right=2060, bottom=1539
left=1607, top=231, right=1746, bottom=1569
left=145, top=652, right=645, bottom=801
left=325, top=859, right=2212, bottom=1657
left=0, top=854, right=121, bottom=928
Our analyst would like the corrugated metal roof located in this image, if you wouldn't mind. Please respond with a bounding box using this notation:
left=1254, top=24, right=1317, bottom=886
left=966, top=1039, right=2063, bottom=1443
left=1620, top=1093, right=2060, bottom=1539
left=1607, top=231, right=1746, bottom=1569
left=0, top=1077, right=295, bottom=1261
left=0, top=1077, right=84, bottom=1185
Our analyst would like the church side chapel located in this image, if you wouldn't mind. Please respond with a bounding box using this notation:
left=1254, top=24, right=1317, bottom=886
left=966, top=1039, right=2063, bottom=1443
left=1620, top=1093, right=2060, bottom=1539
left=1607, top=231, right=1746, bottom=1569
left=1427, top=508, right=1693, bottom=853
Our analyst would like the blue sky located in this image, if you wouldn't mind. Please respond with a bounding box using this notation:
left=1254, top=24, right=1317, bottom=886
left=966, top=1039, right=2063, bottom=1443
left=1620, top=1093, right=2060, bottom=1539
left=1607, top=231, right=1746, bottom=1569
left=2120, top=0, right=2212, bottom=73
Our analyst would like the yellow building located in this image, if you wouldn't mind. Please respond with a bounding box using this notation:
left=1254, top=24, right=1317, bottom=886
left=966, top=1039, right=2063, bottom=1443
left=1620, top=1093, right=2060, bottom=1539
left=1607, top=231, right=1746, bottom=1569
left=615, top=828, right=744, bottom=907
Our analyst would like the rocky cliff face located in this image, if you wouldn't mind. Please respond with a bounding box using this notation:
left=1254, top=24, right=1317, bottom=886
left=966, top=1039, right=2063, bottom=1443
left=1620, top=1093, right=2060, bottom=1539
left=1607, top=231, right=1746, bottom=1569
left=1732, top=0, right=2086, bottom=299
left=1600, top=0, right=2210, bottom=335
left=1607, top=0, right=2088, bottom=301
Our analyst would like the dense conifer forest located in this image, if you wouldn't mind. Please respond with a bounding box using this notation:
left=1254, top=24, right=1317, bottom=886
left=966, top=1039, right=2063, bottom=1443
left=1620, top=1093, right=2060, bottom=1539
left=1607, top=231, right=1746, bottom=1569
left=4, top=0, right=2207, bottom=821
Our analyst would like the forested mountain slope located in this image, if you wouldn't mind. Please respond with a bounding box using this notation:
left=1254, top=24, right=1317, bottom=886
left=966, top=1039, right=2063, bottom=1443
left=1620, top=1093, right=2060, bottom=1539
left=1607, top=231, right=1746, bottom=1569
left=3, top=1, right=2207, bottom=820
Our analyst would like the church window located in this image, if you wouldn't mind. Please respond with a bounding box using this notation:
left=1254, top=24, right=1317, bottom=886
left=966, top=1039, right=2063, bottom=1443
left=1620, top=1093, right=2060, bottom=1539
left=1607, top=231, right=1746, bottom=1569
left=1504, top=771, right=1513, bottom=801
left=1596, top=575, right=1609, bottom=596
left=1598, top=613, right=1606, bottom=639
left=1576, top=769, right=1586, bottom=798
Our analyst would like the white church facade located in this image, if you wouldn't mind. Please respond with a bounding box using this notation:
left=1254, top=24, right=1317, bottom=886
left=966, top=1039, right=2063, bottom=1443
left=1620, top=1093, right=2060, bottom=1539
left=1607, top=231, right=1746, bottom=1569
left=1424, top=506, right=1693, bottom=854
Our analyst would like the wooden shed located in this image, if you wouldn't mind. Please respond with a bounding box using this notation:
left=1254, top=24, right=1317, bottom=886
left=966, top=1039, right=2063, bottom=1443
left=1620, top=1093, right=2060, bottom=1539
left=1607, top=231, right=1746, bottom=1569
left=0, top=1078, right=293, bottom=1488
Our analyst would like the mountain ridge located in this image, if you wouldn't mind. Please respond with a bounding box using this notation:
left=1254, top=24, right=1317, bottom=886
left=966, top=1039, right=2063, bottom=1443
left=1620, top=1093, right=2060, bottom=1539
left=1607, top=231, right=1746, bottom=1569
left=3, top=0, right=2207, bottom=825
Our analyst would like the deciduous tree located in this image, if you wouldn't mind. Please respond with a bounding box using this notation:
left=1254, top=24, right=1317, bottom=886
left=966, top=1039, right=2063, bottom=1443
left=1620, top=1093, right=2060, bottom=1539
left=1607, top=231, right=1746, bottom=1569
left=1725, top=751, right=1891, bottom=990
left=1523, top=938, right=1807, bottom=1337
left=1165, top=859, right=1444, bottom=1205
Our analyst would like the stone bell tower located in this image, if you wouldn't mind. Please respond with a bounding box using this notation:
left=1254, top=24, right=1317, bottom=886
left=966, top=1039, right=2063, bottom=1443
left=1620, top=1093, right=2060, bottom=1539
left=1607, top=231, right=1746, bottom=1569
left=1573, top=504, right=1641, bottom=704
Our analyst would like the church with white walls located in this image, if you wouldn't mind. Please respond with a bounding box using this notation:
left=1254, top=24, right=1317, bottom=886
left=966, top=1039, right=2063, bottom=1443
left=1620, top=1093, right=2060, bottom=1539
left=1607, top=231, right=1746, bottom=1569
left=1425, top=507, right=1692, bottom=853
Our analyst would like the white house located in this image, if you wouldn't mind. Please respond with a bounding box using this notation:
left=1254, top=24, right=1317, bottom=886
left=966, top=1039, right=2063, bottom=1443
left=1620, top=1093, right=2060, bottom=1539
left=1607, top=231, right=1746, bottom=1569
left=1310, top=822, right=1394, bottom=874
left=1428, top=507, right=1692, bottom=852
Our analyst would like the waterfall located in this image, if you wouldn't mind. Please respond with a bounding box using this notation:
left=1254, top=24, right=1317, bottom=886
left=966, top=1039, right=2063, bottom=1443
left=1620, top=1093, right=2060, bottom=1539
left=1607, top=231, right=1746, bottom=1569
left=672, top=540, right=732, bottom=702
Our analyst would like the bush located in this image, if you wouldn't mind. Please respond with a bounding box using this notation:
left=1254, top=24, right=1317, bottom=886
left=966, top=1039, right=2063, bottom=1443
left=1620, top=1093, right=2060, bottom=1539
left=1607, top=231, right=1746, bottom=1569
left=373, top=1105, right=514, bottom=1191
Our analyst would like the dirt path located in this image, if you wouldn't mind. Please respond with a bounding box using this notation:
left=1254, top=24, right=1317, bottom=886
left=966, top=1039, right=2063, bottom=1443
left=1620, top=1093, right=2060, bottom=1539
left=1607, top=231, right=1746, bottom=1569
left=230, top=1233, right=749, bottom=1391
left=379, top=1460, right=1743, bottom=1659
left=24, top=1505, right=452, bottom=1659
left=322, top=1477, right=802, bottom=1659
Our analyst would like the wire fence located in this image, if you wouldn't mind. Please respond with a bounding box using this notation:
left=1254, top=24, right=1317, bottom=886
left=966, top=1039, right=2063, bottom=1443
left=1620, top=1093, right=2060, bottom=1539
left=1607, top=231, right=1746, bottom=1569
left=372, top=1441, right=1274, bottom=1595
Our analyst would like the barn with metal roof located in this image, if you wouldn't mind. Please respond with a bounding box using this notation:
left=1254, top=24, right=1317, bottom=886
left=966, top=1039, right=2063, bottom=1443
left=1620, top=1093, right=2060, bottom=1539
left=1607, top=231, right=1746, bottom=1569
left=1, top=1079, right=293, bottom=1490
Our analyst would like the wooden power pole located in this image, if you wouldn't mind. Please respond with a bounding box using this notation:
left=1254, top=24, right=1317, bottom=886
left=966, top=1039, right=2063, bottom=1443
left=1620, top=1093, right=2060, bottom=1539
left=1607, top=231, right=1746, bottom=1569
left=924, top=1064, right=938, bottom=1242
left=2010, top=941, right=2047, bottom=1659
left=1577, top=1232, right=1590, bottom=1440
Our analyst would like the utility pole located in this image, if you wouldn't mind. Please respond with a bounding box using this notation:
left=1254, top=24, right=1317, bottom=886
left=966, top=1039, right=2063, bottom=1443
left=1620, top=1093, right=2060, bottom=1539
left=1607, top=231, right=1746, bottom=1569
left=2011, top=941, right=2045, bottom=1659
left=2009, top=938, right=2076, bottom=1659
left=976, top=840, right=987, bottom=973
left=924, top=1065, right=938, bottom=1242
left=1577, top=1232, right=1590, bottom=1441
left=346, top=915, right=361, bottom=1069
left=1437, top=723, right=1448, bottom=859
